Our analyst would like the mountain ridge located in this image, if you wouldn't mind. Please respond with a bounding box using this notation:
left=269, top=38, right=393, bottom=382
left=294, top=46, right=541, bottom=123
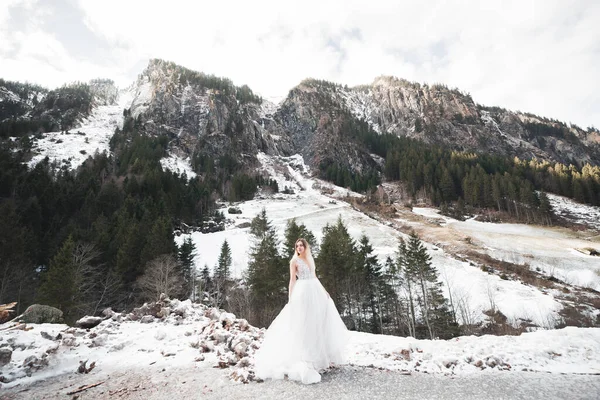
left=2, top=58, right=600, bottom=174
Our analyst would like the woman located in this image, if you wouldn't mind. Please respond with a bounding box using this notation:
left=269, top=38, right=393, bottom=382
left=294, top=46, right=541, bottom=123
left=254, top=238, right=348, bottom=384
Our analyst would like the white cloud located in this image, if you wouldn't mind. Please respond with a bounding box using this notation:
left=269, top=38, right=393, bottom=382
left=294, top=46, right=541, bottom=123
left=1, top=0, right=598, bottom=128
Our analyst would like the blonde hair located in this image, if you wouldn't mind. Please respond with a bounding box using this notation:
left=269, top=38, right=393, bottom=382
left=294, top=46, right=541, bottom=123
left=290, top=238, right=315, bottom=273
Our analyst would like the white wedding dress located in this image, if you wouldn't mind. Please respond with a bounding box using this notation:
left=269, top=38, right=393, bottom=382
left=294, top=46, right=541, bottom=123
left=254, top=257, right=348, bottom=384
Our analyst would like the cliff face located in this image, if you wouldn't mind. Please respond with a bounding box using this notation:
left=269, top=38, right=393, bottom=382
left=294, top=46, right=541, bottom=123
left=337, top=76, right=600, bottom=166
left=6, top=60, right=598, bottom=175
left=127, top=59, right=293, bottom=167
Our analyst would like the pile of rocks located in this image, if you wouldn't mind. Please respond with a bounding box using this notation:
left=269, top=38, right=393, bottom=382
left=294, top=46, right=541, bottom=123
left=0, top=296, right=266, bottom=386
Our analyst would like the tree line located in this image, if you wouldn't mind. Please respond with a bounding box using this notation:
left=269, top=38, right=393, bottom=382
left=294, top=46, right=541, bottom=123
left=331, top=114, right=599, bottom=220
left=0, top=108, right=279, bottom=322
left=200, top=210, right=459, bottom=339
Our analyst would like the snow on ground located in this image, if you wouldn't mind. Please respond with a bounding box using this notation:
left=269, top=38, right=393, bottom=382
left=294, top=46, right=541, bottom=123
left=1, top=299, right=599, bottom=392
left=547, top=193, right=600, bottom=231
left=176, top=154, right=567, bottom=328
left=443, top=217, right=600, bottom=291
left=160, top=154, right=197, bottom=179
left=27, top=90, right=133, bottom=170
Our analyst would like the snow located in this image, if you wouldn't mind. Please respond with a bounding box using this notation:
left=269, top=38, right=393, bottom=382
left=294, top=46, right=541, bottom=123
left=130, top=77, right=153, bottom=118
left=348, top=327, right=600, bottom=374
left=259, top=97, right=282, bottom=119
left=160, top=154, right=197, bottom=179
left=0, top=87, right=23, bottom=103
left=547, top=192, right=600, bottom=231
left=444, top=217, right=600, bottom=291
left=175, top=153, right=578, bottom=328
left=27, top=89, right=133, bottom=170
left=1, top=300, right=599, bottom=391
left=338, top=88, right=382, bottom=134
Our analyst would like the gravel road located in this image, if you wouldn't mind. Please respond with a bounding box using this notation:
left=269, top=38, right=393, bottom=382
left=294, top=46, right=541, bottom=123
left=2, top=365, right=599, bottom=400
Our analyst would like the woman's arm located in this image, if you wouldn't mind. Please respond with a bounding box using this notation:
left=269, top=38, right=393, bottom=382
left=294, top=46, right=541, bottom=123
left=288, top=261, right=297, bottom=300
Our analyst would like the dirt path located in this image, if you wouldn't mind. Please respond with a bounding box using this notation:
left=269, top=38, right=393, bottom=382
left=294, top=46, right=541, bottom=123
left=2, top=365, right=599, bottom=400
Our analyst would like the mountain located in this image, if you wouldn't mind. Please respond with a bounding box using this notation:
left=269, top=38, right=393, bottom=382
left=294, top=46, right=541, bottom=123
left=126, top=59, right=293, bottom=166
left=3, top=59, right=599, bottom=174
left=120, top=61, right=600, bottom=191
left=0, top=60, right=599, bottom=351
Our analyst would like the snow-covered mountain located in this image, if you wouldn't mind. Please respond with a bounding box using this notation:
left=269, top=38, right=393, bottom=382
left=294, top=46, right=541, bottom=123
left=7, top=59, right=599, bottom=176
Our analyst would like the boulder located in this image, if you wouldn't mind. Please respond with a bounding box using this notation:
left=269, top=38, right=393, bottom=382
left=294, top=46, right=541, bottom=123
left=76, top=316, right=103, bottom=329
left=21, top=304, right=63, bottom=324
left=0, top=348, right=12, bottom=367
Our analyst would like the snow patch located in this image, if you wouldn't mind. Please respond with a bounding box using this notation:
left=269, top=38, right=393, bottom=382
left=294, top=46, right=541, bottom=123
left=160, top=154, right=197, bottom=179
left=28, top=90, right=132, bottom=170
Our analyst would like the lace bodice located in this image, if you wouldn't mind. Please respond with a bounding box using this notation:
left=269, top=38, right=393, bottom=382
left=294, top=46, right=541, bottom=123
left=296, top=258, right=314, bottom=280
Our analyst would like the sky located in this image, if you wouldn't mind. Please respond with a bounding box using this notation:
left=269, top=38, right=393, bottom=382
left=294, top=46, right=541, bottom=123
left=1, top=0, right=599, bottom=128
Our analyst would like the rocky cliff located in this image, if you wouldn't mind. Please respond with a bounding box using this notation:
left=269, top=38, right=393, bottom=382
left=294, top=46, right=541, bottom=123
left=4, top=59, right=599, bottom=174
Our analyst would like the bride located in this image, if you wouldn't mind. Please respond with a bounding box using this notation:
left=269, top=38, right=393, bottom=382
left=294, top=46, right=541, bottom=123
left=254, top=238, right=348, bottom=384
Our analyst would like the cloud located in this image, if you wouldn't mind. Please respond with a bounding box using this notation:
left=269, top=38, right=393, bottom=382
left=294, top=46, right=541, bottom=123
left=0, top=0, right=598, bottom=128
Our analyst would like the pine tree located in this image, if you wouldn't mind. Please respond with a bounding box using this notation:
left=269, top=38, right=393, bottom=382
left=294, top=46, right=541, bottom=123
left=247, top=211, right=286, bottom=326
left=318, top=216, right=356, bottom=316
left=283, top=218, right=318, bottom=256
left=405, top=232, right=456, bottom=339
left=141, top=216, right=176, bottom=267
left=37, top=236, right=76, bottom=321
left=356, top=234, right=382, bottom=333
left=396, top=237, right=416, bottom=337
left=216, top=240, right=232, bottom=281
left=178, top=237, right=196, bottom=299
left=538, top=190, right=553, bottom=225
left=212, top=239, right=233, bottom=308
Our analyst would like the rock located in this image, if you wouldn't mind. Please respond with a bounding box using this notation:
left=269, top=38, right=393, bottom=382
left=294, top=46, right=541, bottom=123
left=40, top=331, right=61, bottom=341
left=211, top=329, right=232, bottom=344
left=157, top=307, right=170, bottom=318
left=237, top=319, right=250, bottom=331
left=76, top=316, right=103, bottom=329
left=219, top=312, right=235, bottom=328
left=22, top=355, right=49, bottom=374
left=233, top=342, right=248, bottom=358
left=61, top=334, right=77, bottom=347
left=20, top=304, right=63, bottom=324
left=172, top=301, right=191, bottom=317
left=199, top=341, right=214, bottom=353
left=91, top=334, right=108, bottom=347
left=102, top=308, right=116, bottom=318
left=235, top=357, right=250, bottom=368
left=206, top=308, right=221, bottom=320
left=77, top=360, right=96, bottom=374
left=0, top=348, right=12, bottom=367
left=45, top=343, right=59, bottom=354
left=109, top=342, right=127, bottom=352
left=140, top=315, right=155, bottom=324
left=133, top=303, right=163, bottom=319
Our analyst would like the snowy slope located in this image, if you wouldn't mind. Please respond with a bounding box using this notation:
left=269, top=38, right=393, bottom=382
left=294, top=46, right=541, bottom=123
left=175, top=153, right=573, bottom=328
left=547, top=193, right=600, bottom=231
left=411, top=199, right=600, bottom=291
left=27, top=90, right=133, bottom=170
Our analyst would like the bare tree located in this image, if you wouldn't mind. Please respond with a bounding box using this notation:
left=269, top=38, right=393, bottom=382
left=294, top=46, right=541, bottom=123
left=136, top=254, right=183, bottom=301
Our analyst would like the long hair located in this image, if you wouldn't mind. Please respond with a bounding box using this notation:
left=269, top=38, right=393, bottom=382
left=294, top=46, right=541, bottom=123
left=290, top=238, right=315, bottom=274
